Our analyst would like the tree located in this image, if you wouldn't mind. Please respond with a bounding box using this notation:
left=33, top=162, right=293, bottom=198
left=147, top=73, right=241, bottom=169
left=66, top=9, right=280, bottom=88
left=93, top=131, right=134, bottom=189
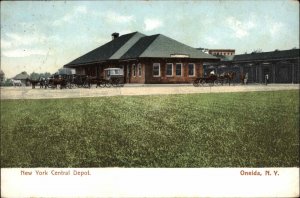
left=30, top=72, right=40, bottom=80
left=40, top=72, right=51, bottom=78
left=1, top=79, right=13, bottom=86
left=251, top=49, right=262, bottom=54
left=0, top=69, right=5, bottom=83
left=29, top=72, right=53, bottom=80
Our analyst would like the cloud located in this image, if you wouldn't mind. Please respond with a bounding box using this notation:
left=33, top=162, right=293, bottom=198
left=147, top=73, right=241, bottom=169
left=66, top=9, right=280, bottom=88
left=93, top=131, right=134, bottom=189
left=2, top=49, right=48, bottom=57
left=119, top=29, right=135, bottom=35
left=103, top=11, right=135, bottom=24
left=53, top=5, right=88, bottom=26
left=53, top=13, right=73, bottom=26
left=1, top=39, right=12, bottom=48
left=2, top=33, right=47, bottom=49
left=75, top=6, right=87, bottom=14
left=4, top=33, right=47, bottom=46
left=204, top=36, right=219, bottom=46
left=1, top=32, right=51, bottom=58
left=226, top=16, right=256, bottom=39
left=144, top=18, right=163, bottom=31
left=53, top=8, right=134, bottom=26
left=94, top=37, right=109, bottom=44
left=269, top=22, right=284, bottom=37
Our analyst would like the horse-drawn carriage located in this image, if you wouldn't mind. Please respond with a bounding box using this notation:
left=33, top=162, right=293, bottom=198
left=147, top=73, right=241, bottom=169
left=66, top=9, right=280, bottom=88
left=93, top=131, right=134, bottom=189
left=67, top=74, right=90, bottom=88
left=26, top=68, right=125, bottom=89
left=98, top=68, right=124, bottom=87
left=27, top=74, right=77, bottom=89
left=66, top=68, right=124, bottom=88
left=38, top=74, right=94, bottom=89
left=193, top=74, right=218, bottom=86
left=193, top=71, right=236, bottom=87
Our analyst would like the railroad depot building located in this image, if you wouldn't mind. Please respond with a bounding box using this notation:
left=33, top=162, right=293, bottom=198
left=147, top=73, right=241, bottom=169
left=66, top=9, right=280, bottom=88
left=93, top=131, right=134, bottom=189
left=64, top=32, right=219, bottom=83
left=204, top=49, right=300, bottom=84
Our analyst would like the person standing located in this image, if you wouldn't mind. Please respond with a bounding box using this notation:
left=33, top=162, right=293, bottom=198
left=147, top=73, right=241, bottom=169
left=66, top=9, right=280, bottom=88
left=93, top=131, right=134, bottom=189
left=265, top=74, right=269, bottom=85
left=244, top=73, right=248, bottom=84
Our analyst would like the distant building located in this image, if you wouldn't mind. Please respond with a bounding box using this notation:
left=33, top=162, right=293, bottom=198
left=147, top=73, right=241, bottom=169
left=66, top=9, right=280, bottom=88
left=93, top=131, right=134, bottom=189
left=64, top=32, right=219, bottom=84
left=58, top=68, right=75, bottom=75
left=204, top=49, right=300, bottom=84
left=13, top=71, right=30, bottom=85
left=208, top=49, right=235, bottom=56
left=196, top=48, right=235, bottom=61
left=196, top=48, right=209, bottom=54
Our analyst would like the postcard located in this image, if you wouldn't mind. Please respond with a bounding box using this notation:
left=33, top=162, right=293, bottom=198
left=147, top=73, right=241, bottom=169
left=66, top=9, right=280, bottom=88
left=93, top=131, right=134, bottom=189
left=1, top=1, right=299, bottom=197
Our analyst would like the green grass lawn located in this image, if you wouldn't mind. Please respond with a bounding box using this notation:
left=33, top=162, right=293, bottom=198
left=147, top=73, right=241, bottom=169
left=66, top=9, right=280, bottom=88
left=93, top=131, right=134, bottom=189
left=1, top=90, right=299, bottom=167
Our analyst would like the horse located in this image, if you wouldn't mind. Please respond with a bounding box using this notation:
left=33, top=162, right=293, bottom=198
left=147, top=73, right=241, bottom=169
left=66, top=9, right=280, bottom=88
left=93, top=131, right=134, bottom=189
left=26, top=78, right=40, bottom=89
left=240, top=73, right=248, bottom=85
left=223, top=71, right=236, bottom=86
left=87, top=76, right=99, bottom=88
left=240, top=73, right=245, bottom=84
left=11, top=79, right=22, bottom=87
left=216, top=72, right=226, bottom=85
left=39, top=77, right=46, bottom=88
left=71, top=75, right=93, bottom=88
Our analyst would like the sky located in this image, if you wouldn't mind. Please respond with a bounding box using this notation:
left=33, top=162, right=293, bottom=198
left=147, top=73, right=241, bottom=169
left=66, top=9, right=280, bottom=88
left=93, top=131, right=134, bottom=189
left=1, top=0, right=299, bottom=78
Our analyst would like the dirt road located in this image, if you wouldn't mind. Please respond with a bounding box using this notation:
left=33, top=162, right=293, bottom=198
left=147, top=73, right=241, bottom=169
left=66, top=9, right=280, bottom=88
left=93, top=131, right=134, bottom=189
left=1, top=84, right=299, bottom=100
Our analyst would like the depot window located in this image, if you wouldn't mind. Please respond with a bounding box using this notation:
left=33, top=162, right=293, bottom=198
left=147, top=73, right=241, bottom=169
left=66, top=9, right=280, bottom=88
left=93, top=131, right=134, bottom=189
left=133, top=64, right=136, bottom=77
left=153, top=63, right=160, bottom=77
left=188, top=63, right=195, bottom=76
left=176, top=63, right=182, bottom=76
left=166, top=63, right=173, bottom=77
left=138, top=64, right=142, bottom=77
left=127, top=65, right=130, bottom=76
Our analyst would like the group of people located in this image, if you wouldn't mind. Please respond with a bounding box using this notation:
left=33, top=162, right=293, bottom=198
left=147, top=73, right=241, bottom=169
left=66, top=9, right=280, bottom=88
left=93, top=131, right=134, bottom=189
left=27, top=77, right=48, bottom=89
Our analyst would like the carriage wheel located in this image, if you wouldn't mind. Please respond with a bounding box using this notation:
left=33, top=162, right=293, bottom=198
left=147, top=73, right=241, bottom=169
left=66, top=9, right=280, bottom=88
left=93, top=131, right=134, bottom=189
left=66, top=82, right=71, bottom=89
left=68, top=82, right=74, bottom=89
left=200, top=79, right=206, bottom=86
left=83, top=82, right=90, bottom=88
left=99, top=81, right=106, bottom=88
left=112, top=79, right=120, bottom=87
left=105, top=82, right=112, bottom=88
left=214, top=80, right=220, bottom=86
left=193, top=79, right=199, bottom=87
left=77, top=84, right=83, bottom=88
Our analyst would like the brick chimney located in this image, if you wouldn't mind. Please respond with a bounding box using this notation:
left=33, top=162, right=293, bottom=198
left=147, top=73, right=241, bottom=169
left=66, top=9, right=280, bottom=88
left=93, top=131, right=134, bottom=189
left=111, top=32, right=119, bottom=40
